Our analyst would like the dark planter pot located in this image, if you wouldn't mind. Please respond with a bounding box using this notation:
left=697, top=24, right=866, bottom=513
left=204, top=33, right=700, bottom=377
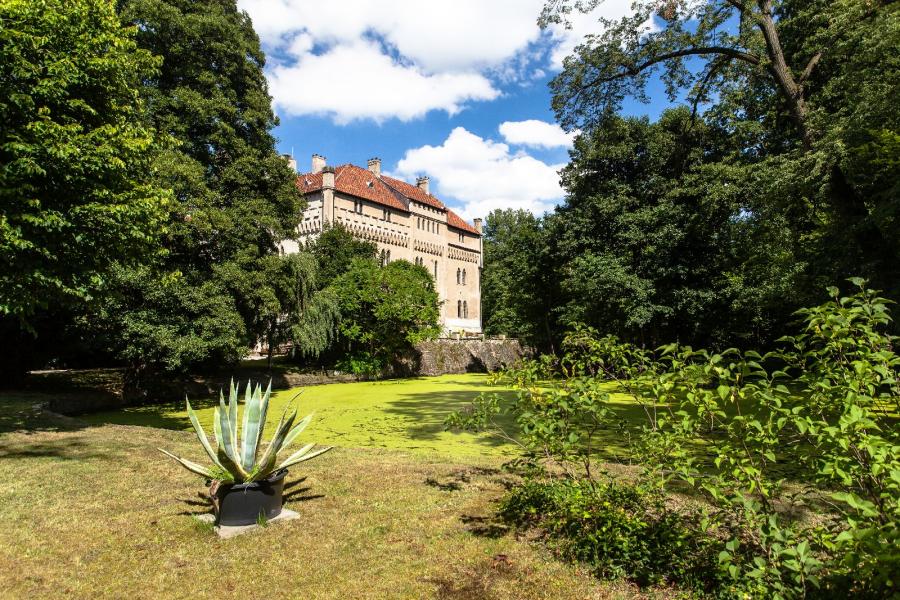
left=215, top=469, right=287, bottom=526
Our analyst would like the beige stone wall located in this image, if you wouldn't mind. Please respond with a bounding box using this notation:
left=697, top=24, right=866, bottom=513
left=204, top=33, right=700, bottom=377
left=292, top=188, right=482, bottom=333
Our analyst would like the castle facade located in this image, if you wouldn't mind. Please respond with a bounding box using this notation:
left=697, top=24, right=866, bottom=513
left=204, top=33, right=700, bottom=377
left=281, top=155, right=483, bottom=334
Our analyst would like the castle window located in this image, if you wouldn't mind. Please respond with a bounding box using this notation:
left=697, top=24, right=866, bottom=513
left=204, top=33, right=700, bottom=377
left=463, top=301, right=468, bottom=318
left=459, top=232, right=464, bottom=242
left=457, top=300, right=462, bottom=318
left=433, top=260, right=437, bottom=279
left=354, top=200, right=363, bottom=214
left=456, top=268, right=461, bottom=284
left=462, top=269, right=467, bottom=285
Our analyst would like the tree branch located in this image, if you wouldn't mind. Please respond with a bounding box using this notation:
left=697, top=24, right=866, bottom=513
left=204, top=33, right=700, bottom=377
left=580, top=46, right=761, bottom=91
left=798, top=52, right=822, bottom=83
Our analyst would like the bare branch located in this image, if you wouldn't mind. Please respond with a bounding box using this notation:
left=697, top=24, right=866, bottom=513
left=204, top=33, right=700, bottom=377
left=580, top=46, right=761, bottom=91
left=798, top=52, right=822, bottom=83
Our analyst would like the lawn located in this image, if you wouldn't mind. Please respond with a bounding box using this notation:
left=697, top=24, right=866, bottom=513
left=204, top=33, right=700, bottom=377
left=82, top=374, right=523, bottom=459
left=0, top=386, right=674, bottom=599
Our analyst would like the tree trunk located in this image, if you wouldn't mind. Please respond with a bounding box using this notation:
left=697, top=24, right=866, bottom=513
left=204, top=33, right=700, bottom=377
left=756, top=0, right=813, bottom=149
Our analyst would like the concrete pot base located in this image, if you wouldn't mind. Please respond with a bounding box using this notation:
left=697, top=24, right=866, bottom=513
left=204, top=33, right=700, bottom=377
left=194, top=508, right=300, bottom=539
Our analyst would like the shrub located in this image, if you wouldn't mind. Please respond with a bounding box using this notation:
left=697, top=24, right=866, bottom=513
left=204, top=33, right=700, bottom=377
left=500, top=479, right=719, bottom=589
left=449, top=280, right=900, bottom=598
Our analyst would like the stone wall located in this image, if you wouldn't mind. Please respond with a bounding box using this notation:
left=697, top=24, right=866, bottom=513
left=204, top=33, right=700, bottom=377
left=413, top=338, right=530, bottom=376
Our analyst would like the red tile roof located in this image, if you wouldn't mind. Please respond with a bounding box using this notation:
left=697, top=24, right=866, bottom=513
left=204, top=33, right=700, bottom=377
left=380, top=175, right=446, bottom=210
left=447, top=209, right=479, bottom=235
left=297, top=163, right=481, bottom=236
left=298, top=164, right=408, bottom=212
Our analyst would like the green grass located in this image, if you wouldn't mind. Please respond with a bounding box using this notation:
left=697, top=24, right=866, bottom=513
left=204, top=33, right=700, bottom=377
left=0, top=390, right=676, bottom=599
left=82, top=374, right=522, bottom=459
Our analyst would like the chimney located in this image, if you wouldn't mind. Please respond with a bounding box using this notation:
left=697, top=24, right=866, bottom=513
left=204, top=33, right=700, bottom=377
left=321, top=165, right=335, bottom=189
left=367, top=157, right=381, bottom=177
left=473, top=217, right=483, bottom=234
left=416, top=175, right=430, bottom=195
left=312, top=154, right=326, bottom=174
left=282, top=154, right=297, bottom=172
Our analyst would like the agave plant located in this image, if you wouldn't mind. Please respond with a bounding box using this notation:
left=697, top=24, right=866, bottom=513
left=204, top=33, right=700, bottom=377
left=160, top=380, right=331, bottom=484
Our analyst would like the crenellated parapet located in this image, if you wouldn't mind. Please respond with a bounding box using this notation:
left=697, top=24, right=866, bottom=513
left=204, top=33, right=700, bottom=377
left=448, top=245, right=479, bottom=263
left=413, top=239, right=444, bottom=256
left=338, top=217, right=409, bottom=248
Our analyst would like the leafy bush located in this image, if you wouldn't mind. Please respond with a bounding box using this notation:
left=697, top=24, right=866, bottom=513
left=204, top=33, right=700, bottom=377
left=500, top=479, right=719, bottom=589
left=449, top=280, right=900, bottom=598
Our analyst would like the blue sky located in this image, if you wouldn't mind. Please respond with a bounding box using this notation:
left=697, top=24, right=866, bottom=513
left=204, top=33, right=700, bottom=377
left=238, top=0, right=670, bottom=221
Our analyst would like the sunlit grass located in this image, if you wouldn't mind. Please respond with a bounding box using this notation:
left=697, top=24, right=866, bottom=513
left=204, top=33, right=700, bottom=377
left=82, top=374, right=523, bottom=459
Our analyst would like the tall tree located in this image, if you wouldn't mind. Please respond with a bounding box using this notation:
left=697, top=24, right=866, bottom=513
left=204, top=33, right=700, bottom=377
left=0, top=0, right=170, bottom=378
left=110, top=0, right=304, bottom=373
left=542, top=0, right=899, bottom=312
left=0, top=0, right=169, bottom=323
left=306, top=223, right=378, bottom=289
left=552, top=108, right=800, bottom=347
left=481, top=209, right=558, bottom=350
left=331, top=258, right=440, bottom=374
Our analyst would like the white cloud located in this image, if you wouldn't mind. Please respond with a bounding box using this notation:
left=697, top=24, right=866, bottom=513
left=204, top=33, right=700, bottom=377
left=499, top=119, right=577, bottom=148
left=267, top=40, right=499, bottom=123
left=241, top=0, right=545, bottom=72
left=394, top=127, right=565, bottom=219
left=237, top=0, right=644, bottom=122
left=545, top=1, right=658, bottom=69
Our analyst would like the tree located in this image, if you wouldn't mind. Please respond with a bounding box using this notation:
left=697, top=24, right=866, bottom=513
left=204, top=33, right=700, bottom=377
left=542, top=0, right=887, bottom=148
left=107, top=0, right=304, bottom=373
left=481, top=209, right=558, bottom=350
left=331, top=259, right=440, bottom=374
left=306, top=223, right=377, bottom=288
left=218, top=253, right=339, bottom=368
left=542, top=0, right=899, bottom=325
left=552, top=108, right=801, bottom=347
left=0, top=0, right=169, bottom=325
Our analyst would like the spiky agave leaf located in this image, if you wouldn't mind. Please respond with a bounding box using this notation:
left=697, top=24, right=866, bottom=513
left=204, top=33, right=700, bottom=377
left=228, top=379, right=239, bottom=453
left=240, top=381, right=266, bottom=471
left=252, top=407, right=298, bottom=481
left=255, top=380, right=272, bottom=451
left=218, top=392, right=247, bottom=480
left=280, top=413, right=314, bottom=451
left=277, top=444, right=333, bottom=470
left=185, top=397, right=225, bottom=471
left=158, top=448, right=216, bottom=479
left=212, top=405, right=242, bottom=477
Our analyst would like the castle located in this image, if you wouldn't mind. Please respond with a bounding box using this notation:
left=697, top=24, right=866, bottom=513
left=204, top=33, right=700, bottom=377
left=281, top=155, right=483, bottom=334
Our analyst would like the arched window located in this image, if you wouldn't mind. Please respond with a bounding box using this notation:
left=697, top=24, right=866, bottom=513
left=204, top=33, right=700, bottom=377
left=463, top=301, right=468, bottom=318
left=456, top=268, right=461, bottom=284
left=434, top=261, right=437, bottom=279
left=457, top=300, right=462, bottom=318
left=462, top=269, right=466, bottom=285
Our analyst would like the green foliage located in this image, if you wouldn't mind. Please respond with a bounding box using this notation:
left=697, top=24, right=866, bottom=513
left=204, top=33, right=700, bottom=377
left=451, top=282, right=900, bottom=597
left=0, top=0, right=170, bottom=324
left=114, top=268, right=247, bottom=373
left=331, top=258, right=441, bottom=373
left=160, top=380, right=331, bottom=484
left=501, top=479, right=718, bottom=589
left=481, top=209, right=557, bottom=347
left=104, top=0, right=304, bottom=373
left=306, top=223, right=378, bottom=288
left=536, top=0, right=900, bottom=333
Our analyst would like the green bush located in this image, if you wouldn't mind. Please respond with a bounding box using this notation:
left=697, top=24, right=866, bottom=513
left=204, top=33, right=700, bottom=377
left=500, top=479, right=719, bottom=590
left=449, top=280, right=899, bottom=598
